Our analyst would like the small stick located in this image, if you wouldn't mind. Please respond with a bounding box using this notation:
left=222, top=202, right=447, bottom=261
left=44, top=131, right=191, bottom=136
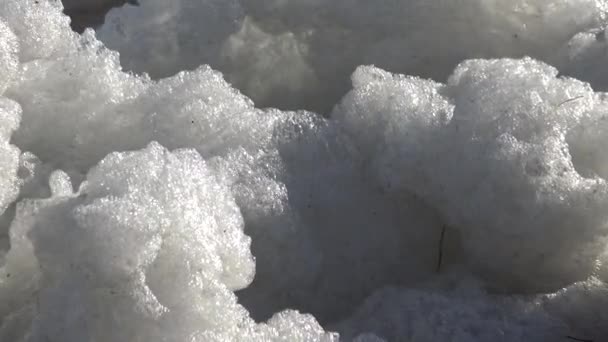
left=566, top=336, right=594, bottom=342
left=436, top=225, right=447, bottom=273
left=557, top=96, right=585, bottom=108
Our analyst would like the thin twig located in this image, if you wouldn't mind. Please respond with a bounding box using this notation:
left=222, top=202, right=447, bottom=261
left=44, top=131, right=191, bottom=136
left=436, top=225, right=447, bottom=273
left=566, top=335, right=594, bottom=342
left=557, top=96, right=585, bottom=108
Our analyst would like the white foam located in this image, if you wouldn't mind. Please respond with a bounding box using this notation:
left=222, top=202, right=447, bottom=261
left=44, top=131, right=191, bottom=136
left=0, top=1, right=607, bottom=340
left=0, top=98, right=21, bottom=216
left=0, top=142, right=338, bottom=341
left=334, top=59, right=608, bottom=291
left=96, top=0, right=608, bottom=110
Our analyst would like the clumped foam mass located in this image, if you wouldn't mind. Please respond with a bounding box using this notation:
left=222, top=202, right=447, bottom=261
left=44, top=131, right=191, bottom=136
left=95, top=0, right=608, bottom=111
left=0, top=0, right=608, bottom=341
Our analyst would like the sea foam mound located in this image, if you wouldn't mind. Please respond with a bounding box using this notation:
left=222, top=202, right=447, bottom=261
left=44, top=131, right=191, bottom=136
left=333, top=60, right=608, bottom=292
left=93, top=0, right=608, bottom=111
left=0, top=142, right=335, bottom=342
left=1, top=0, right=608, bottom=341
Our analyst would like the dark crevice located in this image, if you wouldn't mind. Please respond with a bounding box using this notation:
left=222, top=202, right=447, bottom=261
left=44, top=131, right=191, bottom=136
left=62, top=0, right=129, bottom=32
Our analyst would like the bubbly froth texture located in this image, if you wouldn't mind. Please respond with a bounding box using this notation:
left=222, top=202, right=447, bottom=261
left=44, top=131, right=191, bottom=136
left=1, top=0, right=608, bottom=341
